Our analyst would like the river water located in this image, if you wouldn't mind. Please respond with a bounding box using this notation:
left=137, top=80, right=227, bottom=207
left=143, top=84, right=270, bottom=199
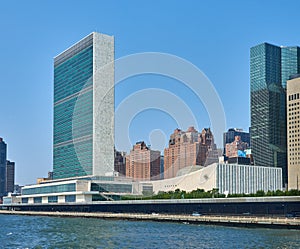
left=0, top=214, right=299, bottom=249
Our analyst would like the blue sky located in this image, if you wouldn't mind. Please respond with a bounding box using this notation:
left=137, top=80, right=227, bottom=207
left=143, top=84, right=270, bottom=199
left=1, top=0, right=300, bottom=184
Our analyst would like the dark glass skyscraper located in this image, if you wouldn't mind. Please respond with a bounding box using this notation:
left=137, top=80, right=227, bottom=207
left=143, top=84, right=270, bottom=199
left=250, top=43, right=300, bottom=186
left=0, top=138, right=7, bottom=198
left=281, top=46, right=300, bottom=89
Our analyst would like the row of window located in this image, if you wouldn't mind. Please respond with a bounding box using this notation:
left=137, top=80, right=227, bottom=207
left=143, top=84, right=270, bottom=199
left=22, top=183, right=76, bottom=195
left=288, top=93, right=300, bottom=101
left=289, top=129, right=300, bottom=133
left=289, top=134, right=300, bottom=138
left=289, top=116, right=300, bottom=120
left=288, top=111, right=300, bottom=116
left=21, top=195, right=76, bottom=204
left=288, top=102, right=300, bottom=107
left=289, top=120, right=300, bottom=125
left=289, top=125, right=300, bottom=129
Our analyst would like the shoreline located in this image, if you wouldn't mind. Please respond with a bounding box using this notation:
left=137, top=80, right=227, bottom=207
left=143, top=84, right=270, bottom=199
left=1, top=210, right=299, bottom=230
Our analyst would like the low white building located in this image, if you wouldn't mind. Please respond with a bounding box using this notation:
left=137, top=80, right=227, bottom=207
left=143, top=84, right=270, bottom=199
left=3, top=163, right=282, bottom=205
left=145, top=163, right=282, bottom=194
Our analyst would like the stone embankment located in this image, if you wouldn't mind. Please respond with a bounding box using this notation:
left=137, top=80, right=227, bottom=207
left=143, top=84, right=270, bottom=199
left=0, top=210, right=299, bottom=229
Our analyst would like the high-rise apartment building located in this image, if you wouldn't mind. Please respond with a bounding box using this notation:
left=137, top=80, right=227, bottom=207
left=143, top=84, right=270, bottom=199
left=287, top=75, right=300, bottom=190
left=250, top=43, right=300, bottom=185
left=164, top=127, right=217, bottom=179
left=53, top=32, right=114, bottom=179
left=0, top=138, right=7, bottom=198
left=125, top=141, right=161, bottom=181
left=6, top=160, right=15, bottom=193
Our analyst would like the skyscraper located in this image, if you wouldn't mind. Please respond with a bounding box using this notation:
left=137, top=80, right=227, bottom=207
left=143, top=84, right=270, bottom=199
left=0, top=138, right=7, bottom=198
left=6, top=160, right=15, bottom=193
left=53, top=32, right=114, bottom=179
left=281, top=47, right=300, bottom=89
left=287, top=75, right=300, bottom=190
left=250, top=43, right=300, bottom=186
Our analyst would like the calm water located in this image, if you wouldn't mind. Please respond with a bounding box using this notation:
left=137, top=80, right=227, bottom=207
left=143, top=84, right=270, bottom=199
left=0, top=214, right=299, bottom=249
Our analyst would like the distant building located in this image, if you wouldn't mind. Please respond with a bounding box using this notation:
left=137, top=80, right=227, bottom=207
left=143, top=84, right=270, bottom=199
left=0, top=138, right=7, bottom=198
left=160, top=156, right=164, bottom=180
left=205, top=148, right=223, bottom=166
left=147, top=163, right=282, bottom=195
left=6, top=163, right=282, bottom=205
left=164, top=127, right=218, bottom=179
left=226, top=136, right=249, bottom=158
left=227, top=157, right=251, bottom=165
left=114, top=149, right=126, bottom=176
left=126, top=141, right=161, bottom=181
left=6, top=160, right=15, bottom=194
left=287, top=75, right=300, bottom=190
left=53, top=32, right=114, bottom=179
left=250, top=43, right=300, bottom=186
left=223, top=128, right=250, bottom=155
left=48, top=171, right=53, bottom=180
left=14, top=184, right=22, bottom=194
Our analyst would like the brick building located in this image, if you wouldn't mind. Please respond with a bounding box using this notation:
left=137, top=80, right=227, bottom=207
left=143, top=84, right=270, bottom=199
left=164, top=127, right=218, bottom=179
left=126, top=141, right=161, bottom=181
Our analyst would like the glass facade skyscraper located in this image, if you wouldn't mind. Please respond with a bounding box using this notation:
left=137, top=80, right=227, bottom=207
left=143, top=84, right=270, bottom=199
left=281, top=46, right=300, bottom=89
left=0, top=138, right=7, bottom=198
left=53, top=32, right=114, bottom=179
left=250, top=43, right=300, bottom=186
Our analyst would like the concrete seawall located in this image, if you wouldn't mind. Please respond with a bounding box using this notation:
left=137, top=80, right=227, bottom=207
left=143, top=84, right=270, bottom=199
left=0, top=210, right=299, bottom=230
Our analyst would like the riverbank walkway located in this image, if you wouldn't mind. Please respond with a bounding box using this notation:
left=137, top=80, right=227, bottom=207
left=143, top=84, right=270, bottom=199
left=0, top=210, right=299, bottom=229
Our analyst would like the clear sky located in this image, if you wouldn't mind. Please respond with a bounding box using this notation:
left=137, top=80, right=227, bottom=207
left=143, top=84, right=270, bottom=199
left=1, top=0, right=300, bottom=185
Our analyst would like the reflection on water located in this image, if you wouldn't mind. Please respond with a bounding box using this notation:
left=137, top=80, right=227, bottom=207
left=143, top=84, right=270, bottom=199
left=0, top=214, right=299, bottom=249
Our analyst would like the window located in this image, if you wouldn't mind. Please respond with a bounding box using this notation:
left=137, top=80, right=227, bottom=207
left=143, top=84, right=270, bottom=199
left=65, top=195, right=76, bottom=202
left=48, top=196, right=58, bottom=203
left=34, top=197, right=42, bottom=203
left=22, top=198, right=28, bottom=204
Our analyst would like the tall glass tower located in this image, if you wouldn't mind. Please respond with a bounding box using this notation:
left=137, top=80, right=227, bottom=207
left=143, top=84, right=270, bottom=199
left=53, top=32, right=114, bottom=179
left=250, top=43, right=300, bottom=186
left=281, top=46, right=300, bottom=89
left=0, top=138, right=7, bottom=198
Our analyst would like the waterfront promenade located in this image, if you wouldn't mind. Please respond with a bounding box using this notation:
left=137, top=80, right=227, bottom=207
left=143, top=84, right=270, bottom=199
left=1, top=210, right=299, bottom=229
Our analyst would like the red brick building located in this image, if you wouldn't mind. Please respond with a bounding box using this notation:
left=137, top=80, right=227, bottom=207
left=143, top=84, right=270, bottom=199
left=164, top=127, right=217, bottom=179
left=126, top=141, right=161, bottom=180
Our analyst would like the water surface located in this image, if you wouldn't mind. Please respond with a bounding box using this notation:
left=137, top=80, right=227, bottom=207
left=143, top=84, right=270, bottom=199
left=1, top=214, right=299, bottom=248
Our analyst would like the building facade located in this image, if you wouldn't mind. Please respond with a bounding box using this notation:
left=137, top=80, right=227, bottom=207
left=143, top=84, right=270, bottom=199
left=287, top=75, right=300, bottom=190
left=250, top=43, right=300, bottom=186
left=114, top=149, right=126, bottom=176
left=164, top=127, right=218, bottom=179
left=281, top=47, right=300, bottom=89
left=6, top=160, right=15, bottom=194
left=148, top=163, right=282, bottom=195
left=226, top=136, right=249, bottom=158
left=223, top=128, right=250, bottom=155
left=126, top=141, right=161, bottom=181
left=53, top=32, right=114, bottom=179
left=0, top=138, right=7, bottom=198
